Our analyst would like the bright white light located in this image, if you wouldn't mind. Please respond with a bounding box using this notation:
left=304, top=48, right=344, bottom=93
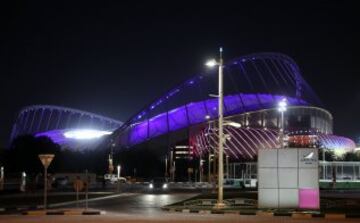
left=278, top=98, right=287, bottom=112
left=224, top=121, right=241, bottom=128
left=64, top=129, right=112, bottom=140
left=205, top=115, right=211, bottom=120
left=149, top=183, right=153, bottom=189
left=117, top=165, right=121, bottom=179
left=205, top=59, right=218, bottom=67
left=163, top=183, right=168, bottom=189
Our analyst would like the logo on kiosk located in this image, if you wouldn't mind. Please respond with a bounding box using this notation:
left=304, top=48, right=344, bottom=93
left=301, top=151, right=317, bottom=164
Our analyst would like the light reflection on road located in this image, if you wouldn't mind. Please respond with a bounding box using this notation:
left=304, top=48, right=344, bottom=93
left=81, top=193, right=197, bottom=216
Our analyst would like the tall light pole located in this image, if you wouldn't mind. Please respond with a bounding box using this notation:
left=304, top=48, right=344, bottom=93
left=226, top=155, right=229, bottom=180
left=0, top=166, right=4, bottom=191
left=206, top=47, right=225, bottom=208
left=117, top=165, right=121, bottom=193
left=165, top=156, right=168, bottom=178
left=117, top=165, right=121, bottom=179
left=277, top=98, right=287, bottom=149
left=321, top=146, right=326, bottom=180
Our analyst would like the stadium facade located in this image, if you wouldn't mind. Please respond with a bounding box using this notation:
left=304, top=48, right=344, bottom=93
left=109, top=52, right=355, bottom=160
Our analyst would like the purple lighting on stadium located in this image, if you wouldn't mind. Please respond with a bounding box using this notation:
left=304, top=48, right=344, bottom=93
left=128, top=93, right=308, bottom=146
left=111, top=52, right=355, bottom=155
left=35, top=129, right=113, bottom=144
left=35, top=130, right=68, bottom=144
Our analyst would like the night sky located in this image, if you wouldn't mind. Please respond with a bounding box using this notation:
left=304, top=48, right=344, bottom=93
left=1, top=1, right=359, bottom=147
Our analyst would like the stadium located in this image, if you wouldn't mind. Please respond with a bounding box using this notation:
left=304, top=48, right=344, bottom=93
left=10, top=105, right=122, bottom=150
left=106, top=52, right=355, bottom=179
left=10, top=52, right=356, bottom=179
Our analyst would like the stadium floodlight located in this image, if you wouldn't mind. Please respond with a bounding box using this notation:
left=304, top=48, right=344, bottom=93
left=64, top=129, right=112, bottom=140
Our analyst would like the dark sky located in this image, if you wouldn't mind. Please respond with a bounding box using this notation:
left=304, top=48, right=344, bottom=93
left=1, top=1, right=359, bottom=147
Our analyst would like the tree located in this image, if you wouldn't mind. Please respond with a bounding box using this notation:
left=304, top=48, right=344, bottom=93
left=6, top=135, right=61, bottom=173
left=343, top=152, right=360, bottom=161
left=319, top=149, right=335, bottom=161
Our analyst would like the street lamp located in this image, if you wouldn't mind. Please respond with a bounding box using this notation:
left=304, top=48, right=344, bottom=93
left=0, top=166, right=4, bottom=191
left=117, top=165, right=121, bottom=193
left=206, top=47, right=225, bottom=208
left=117, top=165, right=121, bottom=179
left=277, top=98, right=287, bottom=149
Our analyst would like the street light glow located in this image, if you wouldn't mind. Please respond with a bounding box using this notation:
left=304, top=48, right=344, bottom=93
left=117, top=165, right=121, bottom=179
left=278, top=98, right=287, bottom=112
left=205, top=59, right=218, bottom=67
left=64, top=129, right=112, bottom=139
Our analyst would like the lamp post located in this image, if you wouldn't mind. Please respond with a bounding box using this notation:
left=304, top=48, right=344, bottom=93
left=321, top=147, right=326, bottom=180
left=117, top=165, right=121, bottom=179
left=206, top=47, right=225, bottom=208
left=165, top=156, right=168, bottom=178
left=0, top=166, right=4, bottom=191
left=117, top=165, right=121, bottom=193
left=277, top=98, right=287, bottom=149
left=226, top=155, right=229, bottom=180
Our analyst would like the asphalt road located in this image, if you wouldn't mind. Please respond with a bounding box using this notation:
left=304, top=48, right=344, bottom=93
left=62, top=192, right=198, bottom=215
left=1, top=192, right=360, bottom=222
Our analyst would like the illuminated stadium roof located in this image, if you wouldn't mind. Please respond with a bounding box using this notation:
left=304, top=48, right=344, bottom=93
left=111, top=53, right=320, bottom=144
left=109, top=52, right=355, bottom=153
left=11, top=105, right=122, bottom=149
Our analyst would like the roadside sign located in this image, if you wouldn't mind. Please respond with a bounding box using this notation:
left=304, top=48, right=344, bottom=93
left=73, top=178, right=84, bottom=192
left=38, top=154, right=55, bottom=168
left=38, top=154, right=54, bottom=210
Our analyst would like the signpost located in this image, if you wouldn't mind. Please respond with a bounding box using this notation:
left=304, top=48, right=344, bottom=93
left=85, top=169, right=89, bottom=210
left=38, top=154, right=55, bottom=210
left=73, top=176, right=84, bottom=207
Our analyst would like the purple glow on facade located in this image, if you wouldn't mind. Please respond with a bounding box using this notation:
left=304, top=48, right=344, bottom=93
left=127, top=93, right=307, bottom=146
left=35, top=128, right=115, bottom=149
left=35, top=129, right=68, bottom=144
left=299, top=188, right=320, bottom=209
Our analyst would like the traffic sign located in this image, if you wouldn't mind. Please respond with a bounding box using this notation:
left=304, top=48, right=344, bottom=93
left=73, top=178, right=84, bottom=192
left=38, top=154, right=55, bottom=168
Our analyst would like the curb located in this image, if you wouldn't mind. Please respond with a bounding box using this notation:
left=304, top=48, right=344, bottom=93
left=162, top=207, right=360, bottom=219
left=22, top=210, right=102, bottom=215
left=0, top=206, right=38, bottom=214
